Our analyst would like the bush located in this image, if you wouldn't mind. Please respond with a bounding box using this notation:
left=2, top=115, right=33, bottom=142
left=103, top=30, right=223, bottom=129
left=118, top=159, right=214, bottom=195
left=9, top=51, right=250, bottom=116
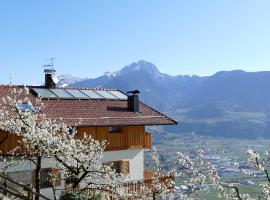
left=59, top=190, right=101, bottom=200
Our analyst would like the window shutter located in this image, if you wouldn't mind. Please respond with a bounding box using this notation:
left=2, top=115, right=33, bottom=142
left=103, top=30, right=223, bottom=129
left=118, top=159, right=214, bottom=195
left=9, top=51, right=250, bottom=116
left=120, top=160, right=129, bottom=175
left=32, top=170, right=36, bottom=186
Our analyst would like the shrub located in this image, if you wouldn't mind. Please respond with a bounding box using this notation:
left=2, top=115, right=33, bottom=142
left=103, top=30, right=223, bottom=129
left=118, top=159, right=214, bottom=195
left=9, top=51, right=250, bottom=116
left=59, top=190, right=101, bottom=200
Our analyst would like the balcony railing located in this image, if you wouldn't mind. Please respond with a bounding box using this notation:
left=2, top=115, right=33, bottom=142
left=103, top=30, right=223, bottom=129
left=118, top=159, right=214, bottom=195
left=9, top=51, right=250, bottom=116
left=144, top=132, right=151, bottom=149
left=124, top=170, right=174, bottom=193
left=71, top=170, right=174, bottom=199
left=105, top=132, right=152, bottom=151
left=0, top=130, right=152, bottom=155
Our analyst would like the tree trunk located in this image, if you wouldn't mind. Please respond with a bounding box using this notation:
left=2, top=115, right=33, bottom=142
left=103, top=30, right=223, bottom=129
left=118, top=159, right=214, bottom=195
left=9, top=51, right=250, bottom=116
left=72, top=171, right=88, bottom=189
left=51, top=184, right=56, bottom=200
left=3, top=171, right=7, bottom=195
left=35, top=156, right=41, bottom=200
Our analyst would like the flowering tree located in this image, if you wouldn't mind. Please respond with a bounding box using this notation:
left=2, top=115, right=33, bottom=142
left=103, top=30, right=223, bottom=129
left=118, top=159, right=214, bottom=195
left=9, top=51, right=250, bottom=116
left=139, top=148, right=219, bottom=200
left=216, top=149, right=270, bottom=200
left=2, top=87, right=270, bottom=200
left=0, top=87, right=127, bottom=199
left=0, top=87, right=220, bottom=200
left=139, top=147, right=270, bottom=200
left=0, top=85, right=231, bottom=200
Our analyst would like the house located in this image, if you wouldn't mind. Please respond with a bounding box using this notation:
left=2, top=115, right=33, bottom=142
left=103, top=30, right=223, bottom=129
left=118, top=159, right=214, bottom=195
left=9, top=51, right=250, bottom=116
left=0, top=69, right=176, bottom=198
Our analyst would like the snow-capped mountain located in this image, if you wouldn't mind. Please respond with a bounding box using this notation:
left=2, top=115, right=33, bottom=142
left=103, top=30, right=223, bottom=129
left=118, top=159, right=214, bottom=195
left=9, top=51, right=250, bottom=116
left=70, top=60, right=270, bottom=138
left=57, top=74, right=87, bottom=86
left=70, top=60, right=202, bottom=110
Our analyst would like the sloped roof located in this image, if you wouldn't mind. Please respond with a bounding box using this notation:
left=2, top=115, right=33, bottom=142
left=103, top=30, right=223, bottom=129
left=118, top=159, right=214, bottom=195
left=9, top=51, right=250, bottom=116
left=0, top=85, right=177, bottom=127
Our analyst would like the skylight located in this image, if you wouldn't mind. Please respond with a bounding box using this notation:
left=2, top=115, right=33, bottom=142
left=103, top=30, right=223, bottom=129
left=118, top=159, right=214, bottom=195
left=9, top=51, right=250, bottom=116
left=17, top=102, right=35, bottom=112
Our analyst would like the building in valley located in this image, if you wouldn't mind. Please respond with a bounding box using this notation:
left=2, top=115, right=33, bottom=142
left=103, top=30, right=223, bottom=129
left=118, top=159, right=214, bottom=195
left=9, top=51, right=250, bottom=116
left=0, top=69, right=176, bottom=198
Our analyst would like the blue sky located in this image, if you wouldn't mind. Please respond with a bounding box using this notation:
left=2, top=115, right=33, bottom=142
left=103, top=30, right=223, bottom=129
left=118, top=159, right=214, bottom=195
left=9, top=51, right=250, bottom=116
left=1, top=0, right=270, bottom=84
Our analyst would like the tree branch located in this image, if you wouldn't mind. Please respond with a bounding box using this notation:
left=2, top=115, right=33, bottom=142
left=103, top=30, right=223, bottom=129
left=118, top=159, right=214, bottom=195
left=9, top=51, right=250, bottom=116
left=54, top=155, right=77, bottom=174
left=265, top=169, right=270, bottom=183
left=219, top=183, right=242, bottom=200
left=0, top=134, right=9, bottom=146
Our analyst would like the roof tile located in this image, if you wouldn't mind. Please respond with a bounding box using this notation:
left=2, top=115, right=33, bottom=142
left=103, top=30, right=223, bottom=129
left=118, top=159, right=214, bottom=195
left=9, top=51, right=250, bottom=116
left=0, top=85, right=177, bottom=126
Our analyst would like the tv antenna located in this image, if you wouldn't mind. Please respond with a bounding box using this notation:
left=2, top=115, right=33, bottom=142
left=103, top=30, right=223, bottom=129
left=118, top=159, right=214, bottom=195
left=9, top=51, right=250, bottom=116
left=43, top=57, right=55, bottom=70
left=9, top=73, right=15, bottom=85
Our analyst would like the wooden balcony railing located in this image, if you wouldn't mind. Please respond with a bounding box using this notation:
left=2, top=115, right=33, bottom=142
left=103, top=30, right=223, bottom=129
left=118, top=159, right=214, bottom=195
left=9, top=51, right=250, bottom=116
left=72, top=170, right=174, bottom=199
left=0, top=126, right=153, bottom=155
left=106, top=132, right=151, bottom=151
left=125, top=170, right=154, bottom=193
left=144, top=132, right=151, bottom=149
left=76, top=126, right=152, bottom=151
left=124, top=170, right=174, bottom=193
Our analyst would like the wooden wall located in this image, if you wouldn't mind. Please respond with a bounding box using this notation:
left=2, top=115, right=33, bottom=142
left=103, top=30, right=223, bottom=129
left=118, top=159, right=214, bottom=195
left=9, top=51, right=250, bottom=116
left=0, top=125, right=152, bottom=155
left=0, top=131, right=27, bottom=155
left=76, top=126, right=151, bottom=151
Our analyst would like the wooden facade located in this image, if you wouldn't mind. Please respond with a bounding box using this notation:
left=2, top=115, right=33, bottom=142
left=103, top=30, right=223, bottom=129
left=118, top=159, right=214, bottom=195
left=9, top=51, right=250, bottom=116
left=0, top=131, right=27, bottom=155
left=0, top=126, right=152, bottom=155
left=76, top=125, right=151, bottom=151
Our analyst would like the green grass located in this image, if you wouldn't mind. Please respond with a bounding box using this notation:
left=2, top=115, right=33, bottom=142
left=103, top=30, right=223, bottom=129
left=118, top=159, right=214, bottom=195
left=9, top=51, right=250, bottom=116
left=198, top=181, right=266, bottom=200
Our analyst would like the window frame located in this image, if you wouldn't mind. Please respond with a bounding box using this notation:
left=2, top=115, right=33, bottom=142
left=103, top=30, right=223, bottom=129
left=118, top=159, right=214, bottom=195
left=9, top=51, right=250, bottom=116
left=108, top=126, right=123, bottom=133
left=105, top=160, right=130, bottom=175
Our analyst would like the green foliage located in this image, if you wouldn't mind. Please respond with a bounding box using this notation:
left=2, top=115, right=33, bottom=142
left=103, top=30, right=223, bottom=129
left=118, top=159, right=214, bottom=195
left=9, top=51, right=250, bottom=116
left=59, top=190, right=101, bottom=200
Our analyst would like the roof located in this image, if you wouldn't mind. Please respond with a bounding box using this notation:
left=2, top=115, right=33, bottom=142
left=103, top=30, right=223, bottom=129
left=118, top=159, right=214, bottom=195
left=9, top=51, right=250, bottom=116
left=0, top=85, right=177, bottom=127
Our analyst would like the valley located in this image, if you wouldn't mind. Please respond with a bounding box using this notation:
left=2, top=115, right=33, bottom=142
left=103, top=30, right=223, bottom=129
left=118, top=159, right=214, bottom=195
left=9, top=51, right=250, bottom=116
left=145, top=131, right=270, bottom=198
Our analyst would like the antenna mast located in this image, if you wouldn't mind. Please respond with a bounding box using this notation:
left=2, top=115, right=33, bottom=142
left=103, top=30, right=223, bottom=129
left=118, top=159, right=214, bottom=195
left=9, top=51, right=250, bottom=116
left=9, top=74, right=14, bottom=85
left=43, top=57, right=55, bottom=69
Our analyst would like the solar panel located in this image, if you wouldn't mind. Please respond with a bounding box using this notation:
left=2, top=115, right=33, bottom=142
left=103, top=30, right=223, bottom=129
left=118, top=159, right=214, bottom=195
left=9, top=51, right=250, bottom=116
left=65, top=89, right=89, bottom=99
left=95, top=90, right=118, bottom=99
left=81, top=90, right=104, bottom=99
left=108, top=91, right=128, bottom=100
left=50, top=89, right=74, bottom=99
left=32, top=88, right=58, bottom=98
left=32, top=87, right=128, bottom=100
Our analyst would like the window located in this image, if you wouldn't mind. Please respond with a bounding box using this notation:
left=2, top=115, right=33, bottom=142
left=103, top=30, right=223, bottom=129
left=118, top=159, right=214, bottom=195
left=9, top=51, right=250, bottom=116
left=108, top=126, right=122, bottom=133
left=68, top=127, right=76, bottom=136
left=106, top=160, right=129, bottom=175
left=17, top=102, right=35, bottom=112
left=111, top=161, right=121, bottom=174
left=38, top=168, right=61, bottom=188
left=7, top=170, right=32, bottom=185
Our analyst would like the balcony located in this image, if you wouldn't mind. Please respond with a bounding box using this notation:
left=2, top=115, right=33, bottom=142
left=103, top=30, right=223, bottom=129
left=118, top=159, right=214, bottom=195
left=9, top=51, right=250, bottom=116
left=0, top=127, right=153, bottom=155
left=106, top=132, right=152, bottom=151
left=124, top=170, right=175, bottom=193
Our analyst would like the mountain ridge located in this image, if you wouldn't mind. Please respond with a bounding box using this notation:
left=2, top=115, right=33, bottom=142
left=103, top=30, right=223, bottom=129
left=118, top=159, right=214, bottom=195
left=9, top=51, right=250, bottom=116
left=69, top=60, right=270, bottom=138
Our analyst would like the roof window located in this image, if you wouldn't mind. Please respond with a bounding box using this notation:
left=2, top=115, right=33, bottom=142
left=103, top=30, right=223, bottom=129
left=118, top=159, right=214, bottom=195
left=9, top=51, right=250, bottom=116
left=17, top=102, right=35, bottom=112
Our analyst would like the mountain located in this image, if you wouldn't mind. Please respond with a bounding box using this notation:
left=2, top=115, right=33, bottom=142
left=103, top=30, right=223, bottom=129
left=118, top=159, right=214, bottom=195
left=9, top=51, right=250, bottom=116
left=58, top=74, right=87, bottom=87
left=72, top=60, right=204, bottom=110
left=70, top=60, right=270, bottom=138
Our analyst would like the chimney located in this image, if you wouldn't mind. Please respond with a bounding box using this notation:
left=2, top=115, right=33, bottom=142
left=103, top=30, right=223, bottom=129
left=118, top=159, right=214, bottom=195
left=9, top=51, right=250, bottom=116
left=44, top=69, right=56, bottom=88
left=127, top=90, right=140, bottom=112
